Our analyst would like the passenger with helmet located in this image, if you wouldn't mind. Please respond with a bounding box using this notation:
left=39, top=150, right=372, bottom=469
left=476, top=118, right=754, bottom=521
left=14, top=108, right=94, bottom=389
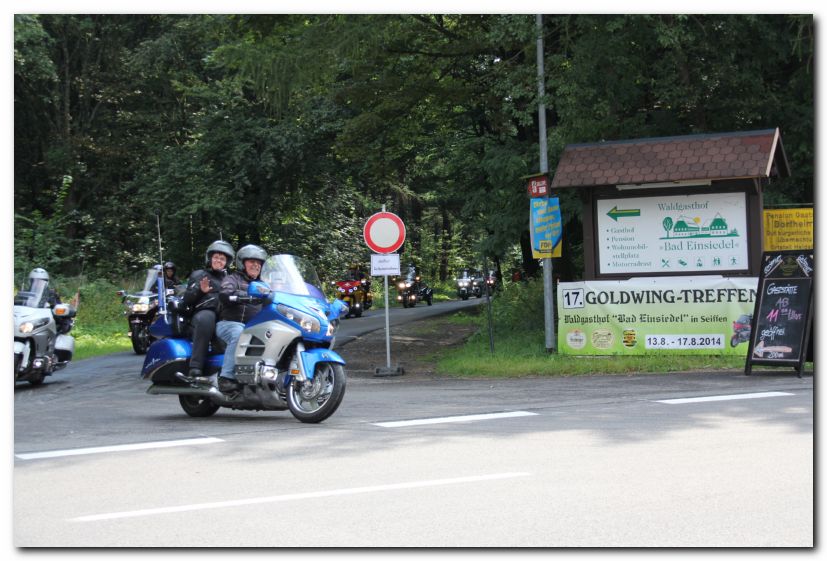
left=215, top=244, right=268, bottom=393
left=19, top=267, right=62, bottom=308
left=162, top=261, right=179, bottom=289
left=182, top=240, right=235, bottom=379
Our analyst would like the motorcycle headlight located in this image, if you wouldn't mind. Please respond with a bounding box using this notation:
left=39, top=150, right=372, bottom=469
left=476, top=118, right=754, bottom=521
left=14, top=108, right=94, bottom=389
left=277, top=304, right=321, bottom=334
left=19, top=317, right=50, bottom=334
left=133, top=304, right=149, bottom=312
left=459, top=281, right=468, bottom=287
left=398, top=283, right=405, bottom=290
left=405, top=282, right=412, bottom=288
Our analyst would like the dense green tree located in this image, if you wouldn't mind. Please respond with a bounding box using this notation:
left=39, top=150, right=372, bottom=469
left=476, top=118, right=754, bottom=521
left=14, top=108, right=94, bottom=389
left=14, top=14, right=813, bottom=285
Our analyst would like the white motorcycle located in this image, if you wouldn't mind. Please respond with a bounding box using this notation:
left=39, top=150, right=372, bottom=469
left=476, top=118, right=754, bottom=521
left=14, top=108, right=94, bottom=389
left=13, top=271, right=76, bottom=386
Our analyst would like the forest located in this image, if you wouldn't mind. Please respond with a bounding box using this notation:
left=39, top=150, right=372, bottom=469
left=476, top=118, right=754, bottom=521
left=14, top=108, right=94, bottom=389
left=13, top=14, right=814, bottom=285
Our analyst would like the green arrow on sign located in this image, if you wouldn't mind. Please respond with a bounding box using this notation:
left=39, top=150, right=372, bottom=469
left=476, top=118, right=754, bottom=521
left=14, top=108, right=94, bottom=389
left=606, top=206, right=641, bottom=221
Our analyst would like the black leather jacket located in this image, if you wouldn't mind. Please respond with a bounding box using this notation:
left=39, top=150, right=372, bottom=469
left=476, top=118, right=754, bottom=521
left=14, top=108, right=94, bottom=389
left=182, top=268, right=225, bottom=313
left=219, top=271, right=262, bottom=323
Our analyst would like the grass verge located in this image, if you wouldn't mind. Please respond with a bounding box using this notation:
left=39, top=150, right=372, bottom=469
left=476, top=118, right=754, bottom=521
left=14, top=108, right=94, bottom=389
left=434, top=311, right=809, bottom=377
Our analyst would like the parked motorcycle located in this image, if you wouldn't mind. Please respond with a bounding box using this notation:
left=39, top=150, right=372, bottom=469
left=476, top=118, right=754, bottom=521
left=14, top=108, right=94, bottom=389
left=117, top=267, right=164, bottom=354
left=14, top=275, right=76, bottom=386
left=142, top=254, right=349, bottom=423
left=333, top=278, right=372, bottom=318
left=730, top=313, right=752, bottom=347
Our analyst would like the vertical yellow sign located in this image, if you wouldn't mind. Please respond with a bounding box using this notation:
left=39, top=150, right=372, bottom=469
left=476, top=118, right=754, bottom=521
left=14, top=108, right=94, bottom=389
left=763, top=208, right=813, bottom=250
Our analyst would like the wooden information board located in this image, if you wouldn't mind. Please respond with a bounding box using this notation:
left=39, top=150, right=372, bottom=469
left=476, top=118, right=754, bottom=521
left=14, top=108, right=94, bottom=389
left=745, top=250, right=814, bottom=376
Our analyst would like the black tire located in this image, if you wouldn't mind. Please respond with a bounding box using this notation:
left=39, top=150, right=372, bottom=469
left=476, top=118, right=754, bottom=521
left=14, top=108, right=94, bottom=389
left=287, top=363, right=347, bottom=423
left=27, top=371, right=45, bottom=386
left=461, top=294, right=469, bottom=300
left=131, top=326, right=149, bottom=354
left=178, top=395, right=220, bottom=417
left=730, top=335, right=739, bottom=348
left=427, top=295, right=433, bottom=306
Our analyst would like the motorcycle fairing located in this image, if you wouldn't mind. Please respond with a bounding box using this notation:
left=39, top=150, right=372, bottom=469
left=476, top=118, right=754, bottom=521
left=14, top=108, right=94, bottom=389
left=246, top=293, right=333, bottom=344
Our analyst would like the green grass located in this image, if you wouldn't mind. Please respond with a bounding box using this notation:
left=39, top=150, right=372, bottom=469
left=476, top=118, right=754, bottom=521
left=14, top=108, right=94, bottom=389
left=436, top=329, right=750, bottom=377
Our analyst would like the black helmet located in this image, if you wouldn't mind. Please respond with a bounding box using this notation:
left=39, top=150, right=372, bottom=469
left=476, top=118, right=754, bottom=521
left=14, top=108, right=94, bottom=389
left=236, top=244, right=268, bottom=269
left=163, top=261, right=176, bottom=271
left=205, top=240, right=235, bottom=265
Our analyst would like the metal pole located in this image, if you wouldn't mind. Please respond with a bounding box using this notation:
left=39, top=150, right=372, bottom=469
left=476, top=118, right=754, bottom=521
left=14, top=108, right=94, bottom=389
left=384, top=274, right=391, bottom=368
left=155, top=212, right=164, bottom=264
left=483, top=255, right=494, bottom=354
left=537, top=13, right=556, bottom=352
left=382, top=204, right=392, bottom=369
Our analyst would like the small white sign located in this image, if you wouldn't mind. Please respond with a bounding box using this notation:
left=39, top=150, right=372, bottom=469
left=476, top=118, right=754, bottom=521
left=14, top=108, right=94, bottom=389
left=371, top=253, right=401, bottom=276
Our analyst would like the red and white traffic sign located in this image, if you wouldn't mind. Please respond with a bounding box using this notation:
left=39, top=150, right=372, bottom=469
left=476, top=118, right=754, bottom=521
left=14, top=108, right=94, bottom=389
left=364, top=211, right=406, bottom=254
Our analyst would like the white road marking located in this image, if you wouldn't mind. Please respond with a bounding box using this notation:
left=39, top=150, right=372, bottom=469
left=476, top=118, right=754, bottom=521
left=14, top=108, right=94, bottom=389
left=373, top=410, right=538, bottom=428
left=654, top=391, right=794, bottom=404
left=70, top=472, right=531, bottom=522
left=15, top=437, right=224, bottom=460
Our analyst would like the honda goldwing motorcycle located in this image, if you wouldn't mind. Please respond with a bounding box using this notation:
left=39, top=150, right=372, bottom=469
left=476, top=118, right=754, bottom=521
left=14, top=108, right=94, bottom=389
left=333, top=278, right=371, bottom=318
left=455, top=271, right=477, bottom=300
left=142, top=254, right=349, bottom=423
left=396, top=273, right=432, bottom=308
left=117, top=267, right=165, bottom=354
left=13, top=283, right=76, bottom=386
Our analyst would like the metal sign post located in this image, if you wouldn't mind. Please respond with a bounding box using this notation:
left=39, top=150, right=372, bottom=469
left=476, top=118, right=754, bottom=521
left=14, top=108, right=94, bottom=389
left=365, top=206, right=406, bottom=376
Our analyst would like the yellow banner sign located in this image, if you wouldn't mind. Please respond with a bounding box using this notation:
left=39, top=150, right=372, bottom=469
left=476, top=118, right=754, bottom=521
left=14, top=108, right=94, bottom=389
left=763, top=208, right=813, bottom=250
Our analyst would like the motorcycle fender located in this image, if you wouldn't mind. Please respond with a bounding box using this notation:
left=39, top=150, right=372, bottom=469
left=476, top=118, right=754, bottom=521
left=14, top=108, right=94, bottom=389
left=141, top=338, right=192, bottom=378
left=300, top=348, right=346, bottom=380
left=55, top=334, right=75, bottom=355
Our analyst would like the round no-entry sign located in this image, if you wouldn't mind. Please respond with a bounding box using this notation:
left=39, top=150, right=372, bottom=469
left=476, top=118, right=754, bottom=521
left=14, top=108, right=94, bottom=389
left=364, top=211, right=406, bottom=254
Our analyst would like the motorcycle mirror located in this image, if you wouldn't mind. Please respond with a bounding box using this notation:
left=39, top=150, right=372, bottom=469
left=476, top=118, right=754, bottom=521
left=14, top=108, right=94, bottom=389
left=248, top=280, right=271, bottom=298
left=116, top=290, right=125, bottom=296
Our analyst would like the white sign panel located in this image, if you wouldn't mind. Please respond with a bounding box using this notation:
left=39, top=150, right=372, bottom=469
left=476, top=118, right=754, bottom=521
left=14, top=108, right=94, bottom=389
left=371, top=253, right=401, bottom=276
left=596, top=192, right=749, bottom=275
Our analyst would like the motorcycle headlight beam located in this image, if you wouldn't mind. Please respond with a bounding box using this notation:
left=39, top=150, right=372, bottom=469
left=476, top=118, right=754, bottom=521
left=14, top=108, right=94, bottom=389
left=19, top=317, right=50, bottom=334
left=277, top=304, right=321, bottom=334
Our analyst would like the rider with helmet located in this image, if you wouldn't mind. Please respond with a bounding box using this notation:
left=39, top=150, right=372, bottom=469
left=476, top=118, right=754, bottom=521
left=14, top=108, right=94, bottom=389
left=162, top=261, right=179, bottom=289
left=215, top=244, right=268, bottom=393
left=22, top=267, right=61, bottom=308
left=182, top=240, right=235, bottom=380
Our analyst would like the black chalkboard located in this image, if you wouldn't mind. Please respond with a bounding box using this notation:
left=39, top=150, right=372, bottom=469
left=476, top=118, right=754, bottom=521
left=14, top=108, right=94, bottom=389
left=745, top=251, right=814, bottom=376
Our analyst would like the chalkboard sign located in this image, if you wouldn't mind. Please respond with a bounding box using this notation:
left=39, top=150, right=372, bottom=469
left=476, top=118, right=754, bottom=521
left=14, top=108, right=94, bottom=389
left=745, top=251, right=814, bottom=376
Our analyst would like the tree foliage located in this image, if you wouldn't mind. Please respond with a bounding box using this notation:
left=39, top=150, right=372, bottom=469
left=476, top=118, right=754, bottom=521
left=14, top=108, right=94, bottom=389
left=14, top=14, right=813, bottom=284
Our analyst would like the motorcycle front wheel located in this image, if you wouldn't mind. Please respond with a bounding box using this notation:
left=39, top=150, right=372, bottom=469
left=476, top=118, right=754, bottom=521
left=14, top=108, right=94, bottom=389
left=131, top=325, right=150, bottom=354
left=178, top=395, right=220, bottom=417
left=287, top=363, right=346, bottom=423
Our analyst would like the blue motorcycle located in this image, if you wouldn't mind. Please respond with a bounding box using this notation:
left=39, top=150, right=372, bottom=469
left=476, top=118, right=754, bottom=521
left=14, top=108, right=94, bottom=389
left=141, top=254, right=349, bottom=423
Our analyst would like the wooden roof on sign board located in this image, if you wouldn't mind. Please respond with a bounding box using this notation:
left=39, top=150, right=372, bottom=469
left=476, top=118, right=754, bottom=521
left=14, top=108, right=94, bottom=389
left=550, top=128, right=790, bottom=189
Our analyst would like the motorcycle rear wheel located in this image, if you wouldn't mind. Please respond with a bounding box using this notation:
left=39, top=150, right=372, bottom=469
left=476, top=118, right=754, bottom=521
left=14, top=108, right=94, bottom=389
left=287, top=363, right=346, bottom=423
left=178, top=395, right=220, bottom=417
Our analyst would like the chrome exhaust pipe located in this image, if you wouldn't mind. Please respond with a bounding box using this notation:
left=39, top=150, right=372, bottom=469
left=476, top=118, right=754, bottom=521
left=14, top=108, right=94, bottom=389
left=146, top=384, right=223, bottom=398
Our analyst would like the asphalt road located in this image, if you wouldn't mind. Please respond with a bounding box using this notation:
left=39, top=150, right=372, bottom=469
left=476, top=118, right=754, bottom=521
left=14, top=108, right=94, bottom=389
left=12, top=297, right=813, bottom=547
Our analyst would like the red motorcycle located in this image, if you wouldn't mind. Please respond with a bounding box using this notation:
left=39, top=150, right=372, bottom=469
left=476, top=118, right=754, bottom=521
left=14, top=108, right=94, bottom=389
left=333, top=279, right=371, bottom=318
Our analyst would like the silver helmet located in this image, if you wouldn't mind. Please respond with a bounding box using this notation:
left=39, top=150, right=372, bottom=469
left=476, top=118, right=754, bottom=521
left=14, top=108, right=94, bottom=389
left=28, top=267, right=49, bottom=283
left=205, top=240, right=235, bottom=266
left=236, top=244, right=267, bottom=269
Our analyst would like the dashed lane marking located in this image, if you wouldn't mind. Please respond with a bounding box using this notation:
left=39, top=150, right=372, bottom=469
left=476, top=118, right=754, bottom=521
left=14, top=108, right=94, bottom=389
left=15, top=437, right=224, bottom=460
left=654, top=391, right=794, bottom=405
left=70, top=472, right=531, bottom=522
left=373, top=410, right=538, bottom=428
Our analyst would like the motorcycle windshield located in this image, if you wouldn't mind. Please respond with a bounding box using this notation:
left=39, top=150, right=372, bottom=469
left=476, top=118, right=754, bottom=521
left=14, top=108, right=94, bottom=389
left=260, top=254, right=325, bottom=300
left=141, top=269, right=161, bottom=294
left=14, top=279, right=48, bottom=307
